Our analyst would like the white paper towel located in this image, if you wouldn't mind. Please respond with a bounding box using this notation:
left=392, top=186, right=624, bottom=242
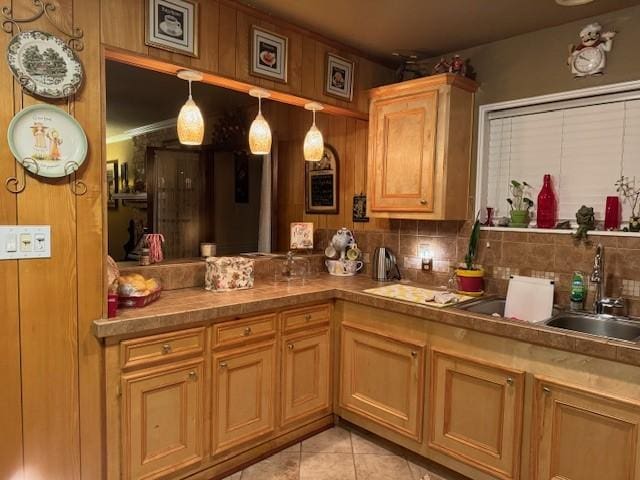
left=504, top=275, right=554, bottom=323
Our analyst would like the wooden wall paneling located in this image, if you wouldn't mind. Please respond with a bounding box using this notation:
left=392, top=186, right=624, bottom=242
left=12, top=2, right=84, bottom=479
left=356, top=59, right=375, bottom=113
left=342, top=117, right=357, bottom=230
left=234, top=9, right=253, bottom=84
left=353, top=119, right=367, bottom=204
left=0, top=7, right=22, bottom=477
left=325, top=115, right=346, bottom=231
left=75, top=0, right=106, bottom=478
left=300, top=36, right=316, bottom=99
left=285, top=28, right=303, bottom=95
left=101, top=0, right=147, bottom=55
left=217, top=1, right=237, bottom=77
left=190, top=0, right=220, bottom=73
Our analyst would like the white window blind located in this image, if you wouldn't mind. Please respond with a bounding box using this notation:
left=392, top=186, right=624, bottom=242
left=483, top=97, right=640, bottom=222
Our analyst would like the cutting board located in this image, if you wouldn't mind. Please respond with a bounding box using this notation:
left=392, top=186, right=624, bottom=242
left=504, top=276, right=555, bottom=322
left=363, top=284, right=474, bottom=308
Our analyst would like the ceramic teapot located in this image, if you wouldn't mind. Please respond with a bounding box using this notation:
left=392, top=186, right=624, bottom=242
left=330, top=228, right=354, bottom=259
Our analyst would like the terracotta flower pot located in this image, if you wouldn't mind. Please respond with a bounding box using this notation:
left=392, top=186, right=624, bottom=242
left=455, top=268, right=485, bottom=296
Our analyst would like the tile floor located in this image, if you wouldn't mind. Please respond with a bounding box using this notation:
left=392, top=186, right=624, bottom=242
left=222, top=426, right=467, bottom=480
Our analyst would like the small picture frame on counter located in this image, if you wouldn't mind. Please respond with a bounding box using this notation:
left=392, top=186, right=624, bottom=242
left=290, top=222, right=314, bottom=250
left=352, top=193, right=369, bottom=222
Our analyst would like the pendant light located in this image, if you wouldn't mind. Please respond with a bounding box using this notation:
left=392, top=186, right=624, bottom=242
left=303, top=102, right=324, bottom=161
left=248, top=88, right=272, bottom=155
left=176, top=70, right=205, bottom=146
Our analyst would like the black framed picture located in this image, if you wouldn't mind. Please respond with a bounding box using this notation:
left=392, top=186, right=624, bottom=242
left=325, top=53, right=355, bottom=101
left=250, top=26, right=288, bottom=83
left=305, top=144, right=339, bottom=214
left=145, top=0, right=199, bottom=57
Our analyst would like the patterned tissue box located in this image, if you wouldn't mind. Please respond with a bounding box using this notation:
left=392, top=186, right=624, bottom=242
left=205, top=256, right=255, bottom=292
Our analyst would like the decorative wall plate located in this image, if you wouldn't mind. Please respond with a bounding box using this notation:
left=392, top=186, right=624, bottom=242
left=7, top=30, right=83, bottom=99
left=8, top=104, right=88, bottom=178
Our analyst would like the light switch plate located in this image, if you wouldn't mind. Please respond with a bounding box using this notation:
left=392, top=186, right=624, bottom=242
left=0, top=226, right=51, bottom=260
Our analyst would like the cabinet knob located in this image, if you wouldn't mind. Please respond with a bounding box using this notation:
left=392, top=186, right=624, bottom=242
left=188, top=371, right=197, bottom=380
left=420, top=199, right=428, bottom=205
left=243, top=326, right=252, bottom=336
left=411, top=351, right=418, bottom=358
left=543, top=386, right=551, bottom=394
left=288, top=344, right=294, bottom=350
left=219, top=362, right=228, bottom=368
left=506, top=377, right=514, bottom=385
left=161, top=343, right=172, bottom=354
left=304, top=314, right=312, bottom=321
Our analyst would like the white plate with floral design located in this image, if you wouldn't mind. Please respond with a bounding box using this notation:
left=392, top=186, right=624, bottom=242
left=8, top=104, right=88, bottom=178
left=7, top=30, right=83, bottom=99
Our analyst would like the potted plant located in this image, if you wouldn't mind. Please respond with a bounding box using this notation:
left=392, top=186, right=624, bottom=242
left=615, top=176, right=640, bottom=232
left=455, top=215, right=484, bottom=296
left=507, top=180, right=534, bottom=227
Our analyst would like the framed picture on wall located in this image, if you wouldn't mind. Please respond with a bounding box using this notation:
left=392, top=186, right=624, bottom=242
left=250, top=26, right=288, bottom=83
left=145, top=0, right=199, bottom=57
left=107, top=160, right=119, bottom=209
left=325, top=53, right=355, bottom=101
left=305, top=144, right=339, bottom=214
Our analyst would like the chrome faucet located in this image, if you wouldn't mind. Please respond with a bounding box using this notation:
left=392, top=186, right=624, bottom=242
left=590, top=244, right=626, bottom=315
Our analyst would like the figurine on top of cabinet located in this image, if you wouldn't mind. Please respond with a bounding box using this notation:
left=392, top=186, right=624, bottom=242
left=432, top=55, right=476, bottom=80
left=568, top=22, right=616, bottom=77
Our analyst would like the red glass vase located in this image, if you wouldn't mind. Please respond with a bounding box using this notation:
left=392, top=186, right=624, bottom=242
left=604, top=196, right=621, bottom=231
left=536, top=174, right=557, bottom=229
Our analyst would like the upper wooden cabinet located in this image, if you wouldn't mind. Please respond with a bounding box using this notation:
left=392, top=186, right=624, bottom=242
left=429, top=349, right=524, bottom=480
left=532, top=377, right=640, bottom=480
left=367, top=74, right=478, bottom=220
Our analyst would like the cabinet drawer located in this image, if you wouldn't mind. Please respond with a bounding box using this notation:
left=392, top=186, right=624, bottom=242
left=281, top=303, right=331, bottom=333
left=213, top=313, right=276, bottom=348
left=120, top=327, right=205, bottom=369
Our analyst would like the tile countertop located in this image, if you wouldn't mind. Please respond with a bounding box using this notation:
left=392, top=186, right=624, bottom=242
left=93, top=274, right=640, bottom=367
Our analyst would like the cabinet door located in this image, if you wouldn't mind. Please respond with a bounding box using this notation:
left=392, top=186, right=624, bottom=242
left=281, top=328, right=331, bottom=426
left=429, top=349, right=524, bottom=480
left=339, top=322, right=425, bottom=441
left=212, top=341, right=276, bottom=455
left=121, top=360, right=204, bottom=480
left=533, top=377, right=640, bottom=480
left=370, top=90, right=438, bottom=213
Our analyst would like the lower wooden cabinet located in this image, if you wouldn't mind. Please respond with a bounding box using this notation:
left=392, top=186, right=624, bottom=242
left=428, top=349, right=524, bottom=480
left=281, top=328, right=331, bottom=426
left=211, top=340, right=277, bottom=455
left=532, top=377, right=640, bottom=480
left=121, top=360, right=204, bottom=480
left=339, top=321, right=426, bottom=441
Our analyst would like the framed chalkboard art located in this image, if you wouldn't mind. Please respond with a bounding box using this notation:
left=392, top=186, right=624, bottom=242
left=305, top=144, right=339, bottom=214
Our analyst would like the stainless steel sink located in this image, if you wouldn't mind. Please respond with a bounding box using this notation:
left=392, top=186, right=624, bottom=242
left=457, top=298, right=508, bottom=316
left=543, top=314, right=640, bottom=342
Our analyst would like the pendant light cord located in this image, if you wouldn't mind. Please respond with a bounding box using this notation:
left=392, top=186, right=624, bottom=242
left=312, top=108, right=316, bottom=126
left=258, top=95, right=262, bottom=115
left=188, top=79, right=193, bottom=100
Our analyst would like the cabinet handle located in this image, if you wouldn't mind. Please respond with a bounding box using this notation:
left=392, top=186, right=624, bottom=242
left=288, top=343, right=294, bottom=350
left=420, top=199, right=428, bottom=205
left=411, top=351, right=418, bottom=358
left=188, top=371, right=197, bottom=380
left=543, top=386, right=551, bottom=394
left=219, top=362, right=228, bottom=368
left=506, top=377, right=514, bottom=385
left=304, top=314, right=312, bottom=321
left=243, top=327, right=252, bottom=336
left=161, top=343, right=172, bottom=354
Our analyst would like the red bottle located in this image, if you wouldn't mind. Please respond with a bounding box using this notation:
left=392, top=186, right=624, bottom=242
left=536, top=174, right=557, bottom=229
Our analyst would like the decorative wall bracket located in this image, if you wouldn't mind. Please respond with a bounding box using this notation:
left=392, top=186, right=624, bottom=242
left=1, top=0, right=84, bottom=50
left=5, top=158, right=86, bottom=196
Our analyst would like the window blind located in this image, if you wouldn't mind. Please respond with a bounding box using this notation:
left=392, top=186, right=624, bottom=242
left=484, top=98, right=640, bottom=222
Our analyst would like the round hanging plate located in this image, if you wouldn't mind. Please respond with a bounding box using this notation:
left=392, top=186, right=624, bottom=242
left=8, top=104, right=88, bottom=178
left=7, top=30, right=83, bottom=99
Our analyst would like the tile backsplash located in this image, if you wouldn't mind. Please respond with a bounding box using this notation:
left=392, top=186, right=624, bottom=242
left=315, top=220, right=640, bottom=316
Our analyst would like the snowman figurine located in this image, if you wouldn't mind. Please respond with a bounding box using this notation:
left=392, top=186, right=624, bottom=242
left=568, top=22, right=616, bottom=77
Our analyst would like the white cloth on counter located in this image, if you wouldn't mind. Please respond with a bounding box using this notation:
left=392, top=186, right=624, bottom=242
left=504, top=275, right=554, bottom=323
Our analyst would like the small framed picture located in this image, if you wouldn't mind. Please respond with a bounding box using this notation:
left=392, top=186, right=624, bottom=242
left=145, top=0, right=199, bottom=57
left=250, top=26, right=288, bottom=83
left=290, top=222, right=314, bottom=250
left=107, top=160, right=119, bottom=209
left=325, top=53, right=355, bottom=101
left=305, top=144, right=339, bottom=214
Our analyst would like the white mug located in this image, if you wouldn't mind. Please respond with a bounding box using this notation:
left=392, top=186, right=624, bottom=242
left=344, top=260, right=364, bottom=274
left=326, top=259, right=346, bottom=275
